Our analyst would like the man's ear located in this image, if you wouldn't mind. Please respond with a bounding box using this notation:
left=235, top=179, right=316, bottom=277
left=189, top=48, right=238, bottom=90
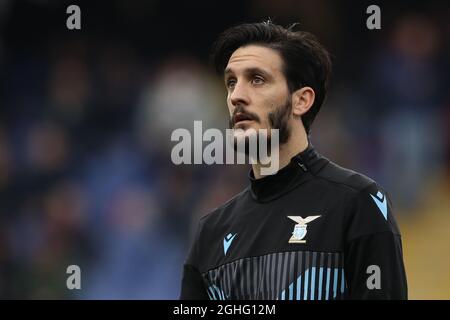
left=292, top=87, right=315, bottom=117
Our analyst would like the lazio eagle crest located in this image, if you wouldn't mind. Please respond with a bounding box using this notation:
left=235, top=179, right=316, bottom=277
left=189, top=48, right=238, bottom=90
left=287, top=215, right=321, bottom=244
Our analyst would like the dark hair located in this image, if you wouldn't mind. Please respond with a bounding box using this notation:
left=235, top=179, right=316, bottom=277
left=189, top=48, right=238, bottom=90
left=211, top=21, right=332, bottom=134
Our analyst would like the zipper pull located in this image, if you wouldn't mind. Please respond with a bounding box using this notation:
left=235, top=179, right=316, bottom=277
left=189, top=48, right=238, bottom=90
left=298, top=162, right=307, bottom=172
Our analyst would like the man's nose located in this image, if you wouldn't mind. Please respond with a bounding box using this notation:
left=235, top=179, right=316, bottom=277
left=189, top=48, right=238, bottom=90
left=229, top=81, right=250, bottom=107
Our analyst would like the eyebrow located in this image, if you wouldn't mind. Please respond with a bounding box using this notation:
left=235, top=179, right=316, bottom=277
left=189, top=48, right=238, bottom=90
left=224, top=67, right=272, bottom=79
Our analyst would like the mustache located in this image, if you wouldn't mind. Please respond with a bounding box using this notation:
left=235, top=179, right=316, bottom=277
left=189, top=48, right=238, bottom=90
left=229, top=106, right=260, bottom=128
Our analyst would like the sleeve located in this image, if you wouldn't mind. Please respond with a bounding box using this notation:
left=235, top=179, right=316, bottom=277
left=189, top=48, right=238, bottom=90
left=344, top=183, right=408, bottom=299
left=179, top=218, right=209, bottom=300
left=180, top=264, right=209, bottom=300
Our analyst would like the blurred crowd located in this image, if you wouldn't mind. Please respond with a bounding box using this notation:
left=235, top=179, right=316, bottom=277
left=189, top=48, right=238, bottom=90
left=0, top=0, right=449, bottom=299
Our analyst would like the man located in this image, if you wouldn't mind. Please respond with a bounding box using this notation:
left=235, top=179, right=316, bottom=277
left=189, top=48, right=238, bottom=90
left=180, top=21, right=407, bottom=300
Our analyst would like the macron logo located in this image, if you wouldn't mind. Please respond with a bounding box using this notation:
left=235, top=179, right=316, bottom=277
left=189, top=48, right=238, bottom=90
left=223, top=233, right=237, bottom=255
left=370, top=191, right=388, bottom=220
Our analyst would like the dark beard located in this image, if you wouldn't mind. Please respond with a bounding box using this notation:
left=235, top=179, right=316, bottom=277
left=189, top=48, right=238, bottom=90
left=229, top=96, right=292, bottom=156
left=267, top=96, right=292, bottom=145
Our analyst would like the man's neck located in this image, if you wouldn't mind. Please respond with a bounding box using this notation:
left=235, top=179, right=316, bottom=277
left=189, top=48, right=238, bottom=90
left=252, top=130, right=309, bottom=179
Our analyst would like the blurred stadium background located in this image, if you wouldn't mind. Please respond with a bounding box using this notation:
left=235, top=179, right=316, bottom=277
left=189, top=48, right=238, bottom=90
left=0, top=0, right=449, bottom=299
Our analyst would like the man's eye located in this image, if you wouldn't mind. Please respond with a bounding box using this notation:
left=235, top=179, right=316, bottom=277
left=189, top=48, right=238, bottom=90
left=226, top=79, right=236, bottom=88
left=252, top=76, right=264, bottom=85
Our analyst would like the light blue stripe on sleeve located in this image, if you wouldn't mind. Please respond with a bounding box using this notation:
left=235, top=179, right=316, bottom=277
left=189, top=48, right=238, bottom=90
left=296, top=275, right=302, bottom=300
left=325, top=268, right=331, bottom=300
left=289, top=283, right=294, bottom=300
left=219, top=287, right=225, bottom=300
left=318, top=267, right=323, bottom=300
left=303, top=269, right=309, bottom=300
left=310, top=267, right=316, bottom=300
left=208, top=286, right=216, bottom=300
left=333, top=268, right=338, bottom=299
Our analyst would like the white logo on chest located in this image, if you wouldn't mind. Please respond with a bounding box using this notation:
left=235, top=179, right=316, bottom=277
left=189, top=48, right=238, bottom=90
left=287, top=215, right=321, bottom=244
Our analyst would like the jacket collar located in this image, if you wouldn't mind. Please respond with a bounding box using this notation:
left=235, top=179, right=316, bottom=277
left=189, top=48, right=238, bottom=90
left=248, top=143, right=328, bottom=202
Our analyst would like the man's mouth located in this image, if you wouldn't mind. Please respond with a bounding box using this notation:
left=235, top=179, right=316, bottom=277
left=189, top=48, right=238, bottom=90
left=234, top=113, right=254, bottom=126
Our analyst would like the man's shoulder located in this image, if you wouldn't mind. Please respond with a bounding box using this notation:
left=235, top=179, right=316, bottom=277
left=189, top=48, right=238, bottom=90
left=313, top=158, right=377, bottom=194
left=198, top=186, right=250, bottom=223
left=314, top=157, right=400, bottom=238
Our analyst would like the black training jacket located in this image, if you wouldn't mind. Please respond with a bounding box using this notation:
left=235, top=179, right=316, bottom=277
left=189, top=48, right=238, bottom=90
left=180, top=144, right=408, bottom=300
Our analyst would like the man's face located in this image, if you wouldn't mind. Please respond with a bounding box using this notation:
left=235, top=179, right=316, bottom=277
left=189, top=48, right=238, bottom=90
left=225, top=45, right=292, bottom=145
